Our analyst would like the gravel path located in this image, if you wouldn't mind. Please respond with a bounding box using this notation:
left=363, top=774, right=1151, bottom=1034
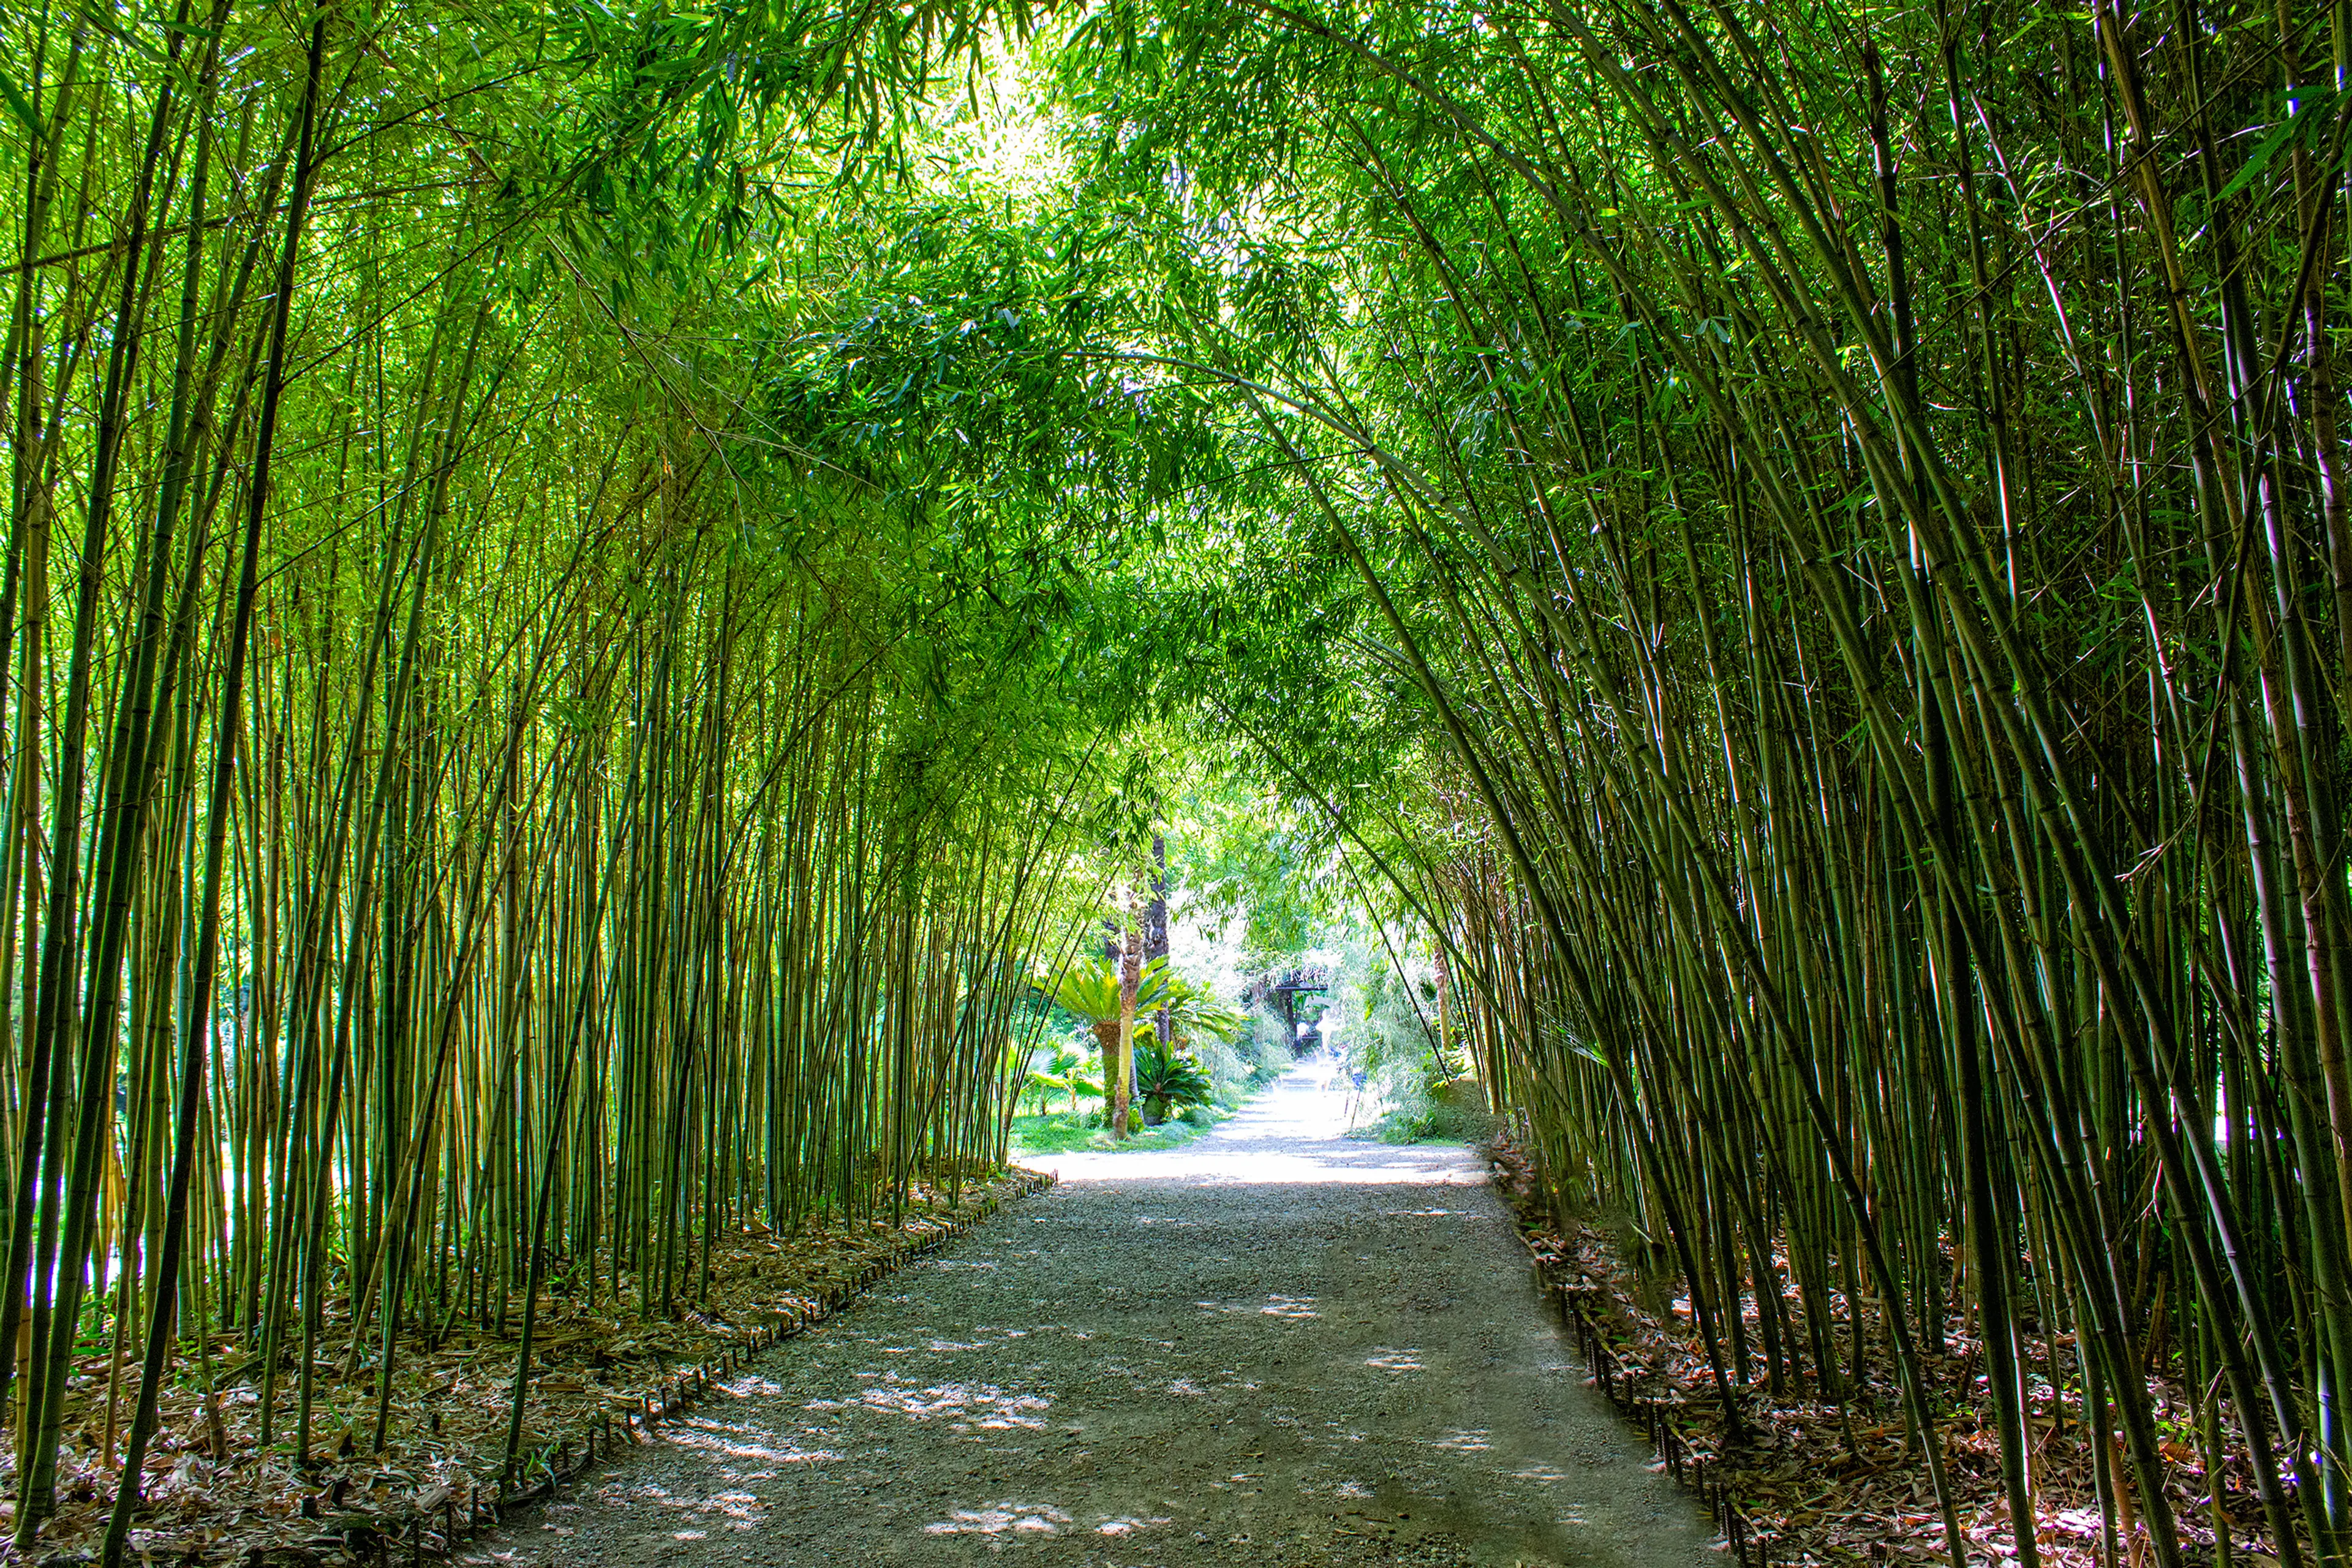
left=467, top=1071, right=1708, bottom=1567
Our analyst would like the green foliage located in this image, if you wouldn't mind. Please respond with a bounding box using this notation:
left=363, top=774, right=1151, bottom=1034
left=1039, top=956, right=1172, bottom=1024
left=1190, top=1022, right=1280, bottom=1108
left=1023, top=1046, right=1102, bottom=1115
left=1133, top=1042, right=1213, bottom=1124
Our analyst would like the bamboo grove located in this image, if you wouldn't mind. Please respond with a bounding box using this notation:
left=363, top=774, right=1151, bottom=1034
left=15, top=0, right=2352, bottom=1560
left=1057, top=0, right=2352, bottom=1564
left=0, top=0, right=1178, bottom=1556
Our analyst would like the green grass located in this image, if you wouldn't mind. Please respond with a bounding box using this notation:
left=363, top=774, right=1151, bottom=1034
left=1008, top=1106, right=1225, bottom=1155
left=1008, top=1060, right=1286, bottom=1155
left=1346, top=1078, right=1501, bottom=1145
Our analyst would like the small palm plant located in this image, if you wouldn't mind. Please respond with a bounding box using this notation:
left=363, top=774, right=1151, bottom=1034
left=1024, top=1046, right=1104, bottom=1117
left=1135, top=1041, right=1215, bottom=1125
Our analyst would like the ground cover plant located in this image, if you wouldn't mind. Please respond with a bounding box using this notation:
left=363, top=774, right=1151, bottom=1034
left=1005, top=1104, right=1221, bottom=1155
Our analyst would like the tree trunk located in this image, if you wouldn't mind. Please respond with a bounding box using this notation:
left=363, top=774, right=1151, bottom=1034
left=1115, top=892, right=1140, bottom=1140
left=1146, top=835, right=1169, bottom=1044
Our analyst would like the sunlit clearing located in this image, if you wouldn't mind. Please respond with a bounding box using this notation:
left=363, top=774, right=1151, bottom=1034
left=1031, top=1073, right=1486, bottom=1186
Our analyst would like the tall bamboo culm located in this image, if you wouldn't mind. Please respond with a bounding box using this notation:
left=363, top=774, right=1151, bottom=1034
left=1092, top=0, right=2352, bottom=1564
left=0, top=4, right=1090, bottom=1556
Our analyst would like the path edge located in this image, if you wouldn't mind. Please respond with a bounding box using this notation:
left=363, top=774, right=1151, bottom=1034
left=283, top=1167, right=1059, bottom=1568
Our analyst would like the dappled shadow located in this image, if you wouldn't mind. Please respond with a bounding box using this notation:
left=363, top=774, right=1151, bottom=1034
left=472, top=1066, right=1706, bottom=1568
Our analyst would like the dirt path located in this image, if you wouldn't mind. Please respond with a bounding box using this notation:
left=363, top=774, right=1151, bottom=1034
left=467, top=1071, right=1708, bottom=1567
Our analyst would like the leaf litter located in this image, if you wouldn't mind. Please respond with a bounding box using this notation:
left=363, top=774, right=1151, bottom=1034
left=1490, top=1137, right=2302, bottom=1568
left=0, top=1169, right=1050, bottom=1566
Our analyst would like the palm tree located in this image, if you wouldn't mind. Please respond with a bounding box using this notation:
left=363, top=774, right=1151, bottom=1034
left=1041, top=956, right=1174, bottom=1135
left=1160, top=981, right=1246, bottom=1050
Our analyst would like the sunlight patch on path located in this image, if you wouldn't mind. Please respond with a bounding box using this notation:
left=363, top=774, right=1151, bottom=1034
left=922, top=1501, right=1073, bottom=1535
left=1030, top=1068, right=1487, bottom=1185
